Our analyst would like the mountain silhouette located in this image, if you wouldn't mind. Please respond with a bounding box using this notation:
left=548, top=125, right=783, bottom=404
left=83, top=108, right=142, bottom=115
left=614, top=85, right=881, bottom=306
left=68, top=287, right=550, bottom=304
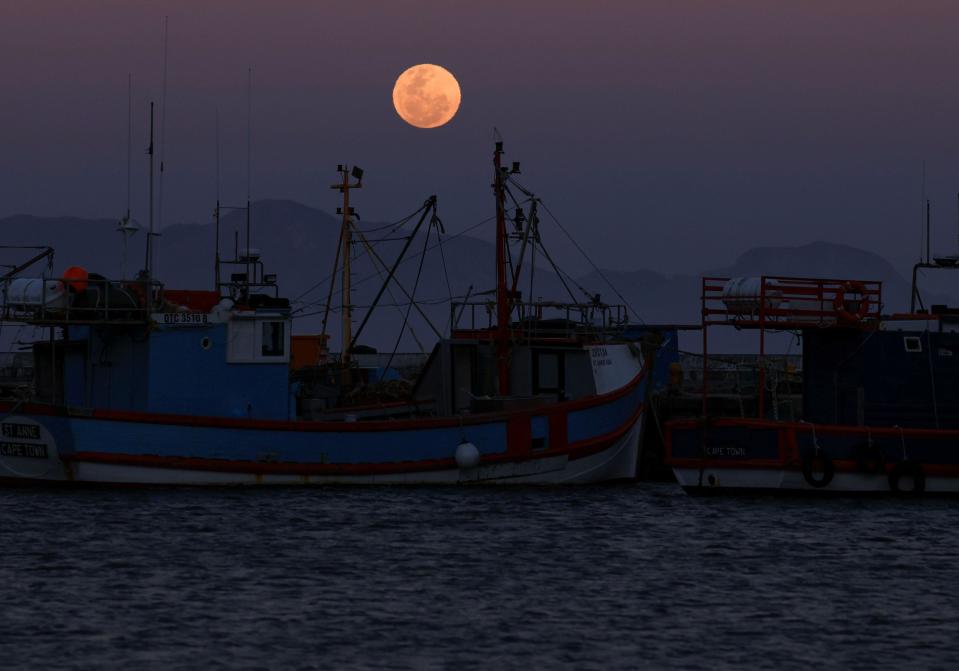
left=2, top=201, right=953, bottom=353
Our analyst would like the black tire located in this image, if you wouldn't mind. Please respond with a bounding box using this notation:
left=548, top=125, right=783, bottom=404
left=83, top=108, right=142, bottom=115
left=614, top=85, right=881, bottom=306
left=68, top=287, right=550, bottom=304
left=802, top=451, right=835, bottom=488
left=888, top=460, right=926, bottom=494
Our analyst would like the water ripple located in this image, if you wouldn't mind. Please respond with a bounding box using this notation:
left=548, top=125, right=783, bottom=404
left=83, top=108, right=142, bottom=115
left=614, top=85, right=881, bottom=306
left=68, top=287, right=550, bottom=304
left=1, top=485, right=958, bottom=669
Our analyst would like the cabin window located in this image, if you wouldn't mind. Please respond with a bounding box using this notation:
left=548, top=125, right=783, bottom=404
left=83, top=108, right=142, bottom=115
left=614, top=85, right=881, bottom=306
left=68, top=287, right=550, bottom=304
left=903, top=336, right=922, bottom=353
left=228, top=318, right=290, bottom=363
left=533, top=350, right=564, bottom=394
left=262, top=321, right=285, bottom=357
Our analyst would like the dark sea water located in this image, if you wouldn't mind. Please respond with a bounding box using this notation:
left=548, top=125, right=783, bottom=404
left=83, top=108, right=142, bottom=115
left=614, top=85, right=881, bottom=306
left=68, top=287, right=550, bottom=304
left=1, top=483, right=958, bottom=670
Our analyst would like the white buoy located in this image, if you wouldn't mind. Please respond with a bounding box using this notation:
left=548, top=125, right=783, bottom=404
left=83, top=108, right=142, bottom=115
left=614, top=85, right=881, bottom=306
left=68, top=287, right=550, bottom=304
left=455, top=441, right=481, bottom=469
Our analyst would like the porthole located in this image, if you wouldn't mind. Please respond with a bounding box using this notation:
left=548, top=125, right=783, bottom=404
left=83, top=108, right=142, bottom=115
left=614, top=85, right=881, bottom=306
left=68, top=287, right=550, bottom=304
left=903, top=336, right=922, bottom=353
left=200, top=337, right=212, bottom=350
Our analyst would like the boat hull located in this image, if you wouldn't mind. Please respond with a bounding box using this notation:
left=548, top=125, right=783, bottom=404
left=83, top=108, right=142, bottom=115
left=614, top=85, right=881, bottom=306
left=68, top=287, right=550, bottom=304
left=18, top=419, right=639, bottom=486
left=0, top=369, right=645, bottom=486
left=667, top=417, right=959, bottom=495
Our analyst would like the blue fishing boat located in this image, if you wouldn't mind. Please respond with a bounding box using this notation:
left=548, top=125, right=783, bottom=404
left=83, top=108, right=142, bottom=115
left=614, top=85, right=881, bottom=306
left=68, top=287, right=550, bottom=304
left=0, top=142, right=648, bottom=485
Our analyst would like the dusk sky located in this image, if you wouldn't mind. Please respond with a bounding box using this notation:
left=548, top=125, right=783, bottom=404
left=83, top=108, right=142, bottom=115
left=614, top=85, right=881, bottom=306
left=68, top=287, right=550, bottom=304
left=4, top=1, right=959, bottom=276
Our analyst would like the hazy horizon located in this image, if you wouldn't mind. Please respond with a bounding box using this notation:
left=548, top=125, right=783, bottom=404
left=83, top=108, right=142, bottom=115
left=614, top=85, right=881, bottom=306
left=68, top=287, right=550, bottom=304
left=4, top=2, right=959, bottom=278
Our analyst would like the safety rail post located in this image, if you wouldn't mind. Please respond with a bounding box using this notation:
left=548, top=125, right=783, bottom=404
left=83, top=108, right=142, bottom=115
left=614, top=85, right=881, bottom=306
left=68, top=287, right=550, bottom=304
left=758, top=276, right=766, bottom=419
left=701, top=276, right=709, bottom=417
left=40, top=277, right=47, bottom=322
left=817, top=280, right=825, bottom=325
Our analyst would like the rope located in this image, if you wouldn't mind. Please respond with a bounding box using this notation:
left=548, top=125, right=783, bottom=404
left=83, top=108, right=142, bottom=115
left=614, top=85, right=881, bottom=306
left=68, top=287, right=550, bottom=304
left=319, top=212, right=346, bottom=342
left=926, top=329, right=940, bottom=429
left=534, top=243, right=581, bottom=304
left=384, top=217, right=433, bottom=375
left=290, top=200, right=429, bottom=306
left=433, top=211, right=454, bottom=336
left=360, top=244, right=427, bottom=352
left=293, top=293, right=474, bottom=318
left=291, top=213, right=497, bottom=316
left=534, top=195, right=644, bottom=324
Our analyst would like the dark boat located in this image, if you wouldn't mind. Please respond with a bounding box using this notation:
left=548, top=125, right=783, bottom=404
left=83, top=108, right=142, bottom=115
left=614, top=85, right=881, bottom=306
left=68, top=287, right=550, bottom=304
left=666, top=270, right=959, bottom=495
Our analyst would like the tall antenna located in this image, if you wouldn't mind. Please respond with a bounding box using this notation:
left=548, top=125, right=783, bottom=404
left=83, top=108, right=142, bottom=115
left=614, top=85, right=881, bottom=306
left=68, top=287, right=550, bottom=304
left=215, top=108, right=221, bottom=203
left=927, top=199, right=931, bottom=264
left=117, top=74, right=139, bottom=280
left=493, top=140, right=510, bottom=396
left=214, top=107, right=221, bottom=290
left=126, top=74, right=132, bottom=223
left=146, top=101, right=155, bottom=276
left=245, top=67, right=252, bottom=285
left=247, top=67, right=252, bottom=205
left=156, top=15, right=169, bottom=278
left=921, top=160, right=926, bottom=262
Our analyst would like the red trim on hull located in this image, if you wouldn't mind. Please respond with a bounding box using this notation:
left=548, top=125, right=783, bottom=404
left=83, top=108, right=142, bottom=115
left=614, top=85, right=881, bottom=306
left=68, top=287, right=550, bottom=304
left=666, top=417, right=959, bottom=439
left=62, top=404, right=644, bottom=477
left=665, top=417, right=959, bottom=476
left=669, top=458, right=959, bottom=479
left=0, top=361, right=646, bottom=434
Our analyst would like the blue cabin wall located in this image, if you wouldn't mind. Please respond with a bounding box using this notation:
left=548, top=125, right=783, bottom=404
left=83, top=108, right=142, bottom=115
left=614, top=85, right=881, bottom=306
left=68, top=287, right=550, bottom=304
left=63, top=323, right=290, bottom=420
left=64, top=326, right=149, bottom=411
left=146, top=325, right=289, bottom=420
left=804, top=328, right=959, bottom=429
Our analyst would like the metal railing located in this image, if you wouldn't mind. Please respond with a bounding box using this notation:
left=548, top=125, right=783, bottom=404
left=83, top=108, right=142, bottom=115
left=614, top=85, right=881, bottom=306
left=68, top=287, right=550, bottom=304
left=0, top=352, right=33, bottom=385
left=1, top=276, right=162, bottom=325
left=702, top=275, right=883, bottom=329
left=451, top=300, right=629, bottom=339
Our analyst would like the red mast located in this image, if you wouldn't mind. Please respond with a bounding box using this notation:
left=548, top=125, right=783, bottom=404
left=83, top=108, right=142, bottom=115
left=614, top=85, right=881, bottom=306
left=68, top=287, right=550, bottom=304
left=494, top=141, right=511, bottom=395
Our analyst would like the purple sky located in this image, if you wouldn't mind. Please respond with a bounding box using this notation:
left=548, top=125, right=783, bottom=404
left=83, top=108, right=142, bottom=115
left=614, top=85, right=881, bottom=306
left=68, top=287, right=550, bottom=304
left=3, top=1, right=959, bottom=275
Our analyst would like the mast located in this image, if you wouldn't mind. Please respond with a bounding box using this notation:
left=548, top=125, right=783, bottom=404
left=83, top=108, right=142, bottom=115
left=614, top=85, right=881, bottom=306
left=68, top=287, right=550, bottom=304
left=156, top=15, right=169, bottom=279
left=494, top=141, right=510, bottom=395
left=246, top=67, right=253, bottom=286
left=342, top=169, right=352, bottom=368
left=146, top=101, right=155, bottom=277
left=118, top=73, right=134, bottom=280
left=214, top=108, right=221, bottom=291
left=125, top=74, right=132, bottom=230
left=331, top=165, right=363, bottom=371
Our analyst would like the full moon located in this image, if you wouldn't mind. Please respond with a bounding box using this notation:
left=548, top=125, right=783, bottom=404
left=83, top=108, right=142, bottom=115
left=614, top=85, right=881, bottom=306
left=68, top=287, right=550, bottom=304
left=392, top=64, right=461, bottom=129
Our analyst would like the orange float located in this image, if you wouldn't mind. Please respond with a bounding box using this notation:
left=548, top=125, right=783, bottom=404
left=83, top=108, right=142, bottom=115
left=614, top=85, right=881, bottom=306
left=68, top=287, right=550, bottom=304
left=62, top=266, right=89, bottom=293
left=833, top=280, right=870, bottom=322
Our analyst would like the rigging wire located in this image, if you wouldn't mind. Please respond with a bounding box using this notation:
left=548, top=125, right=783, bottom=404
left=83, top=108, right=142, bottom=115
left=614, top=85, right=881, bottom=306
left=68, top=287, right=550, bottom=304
left=347, top=198, right=439, bottom=348
left=319, top=215, right=346, bottom=343
left=538, top=197, right=644, bottom=323
left=507, top=173, right=644, bottom=323
left=293, top=292, right=474, bottom=319
left=339, top=215, right=432, bottom=350
left=290, top=200, right=430, bottom=307
left=431, top=208, right=455, bottom=336
left=349, top=226, right=443, bottom=340
left=291, top=210, right=502, bottom=316
left=384, top=212, right=434, bottom=374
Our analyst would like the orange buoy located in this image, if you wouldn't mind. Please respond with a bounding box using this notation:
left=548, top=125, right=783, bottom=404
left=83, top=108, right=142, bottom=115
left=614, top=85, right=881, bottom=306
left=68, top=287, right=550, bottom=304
left=62, top=266, right=89, bottom=293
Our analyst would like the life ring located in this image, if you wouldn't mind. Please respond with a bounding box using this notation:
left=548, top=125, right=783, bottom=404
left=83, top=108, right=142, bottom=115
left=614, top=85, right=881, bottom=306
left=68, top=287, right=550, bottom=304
left=802, top=451, right=835, bottom=488
left=833, top=280, right=870, bottom=323
left=888, top=460, right=926, bottom=494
